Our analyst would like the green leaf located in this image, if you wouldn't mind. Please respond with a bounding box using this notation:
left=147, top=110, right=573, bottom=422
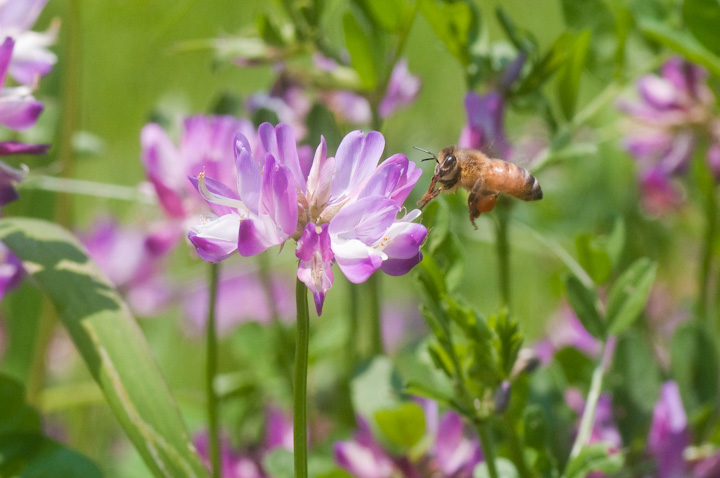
left=564, top=275, right=605, bottom=339
left=0, top=375, right=102, bottom=478
left=564, top=442, right=623, bottom=478
left=351, top=357, right=403, bottom=421
left=604, top=217, right=625, bottom=271
left=490, top=311, right=523, bottom=378
left=495, top=7, right=537, bottom=53
left=515, top=32, right=574, bottom=96
left=0, top=218, right=209, bottom=478
left=374, top=402, right=426, bottom=449
left=683, top=0, right=720, bottom=57
left=256, top=13, right=286, bottom=47
left=671, top=323, right=719, bottom=413
left=605, top=258, right=656, bottom=336
left=575, top=234, right=611, bottom=285
left=474, top=457, right=519, bottom=478
left=558, top=30, right=591, bottom=120
left=343, top=13, right=378, bottom=90
left=362, top=0, right=409, bottom=32
left=418, top=0, right=480, bottom=66
left=640, top=20, right=720, bottom=77
left=404, top=380, right=453, bottom=408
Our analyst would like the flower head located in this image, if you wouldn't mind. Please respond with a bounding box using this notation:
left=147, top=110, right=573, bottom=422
left=619, top=58, right=720, bottom=214
left=189, top=122, right=426, bottom=315
left=0, top=0, right=57, bottom=85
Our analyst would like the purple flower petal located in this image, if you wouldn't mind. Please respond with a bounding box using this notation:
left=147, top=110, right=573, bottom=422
left=296, top=223, right=334, bottom=315
left=356, top=154, right=422, bottom=206
left=379, top=58, right=421, bottom=118
left=258, top=122, right=305, bottom=192
left=433, top=411, right=482, bottom=476
left=0, top=160, right=25, bottom=206
left=189, top=174, right=240, bottom=217
left=264, top=407, right=294, bottom=451
left=188, top=214, right=240, bottom=262
left=331, top=238, right=384, bottom=284
left=460, top=91, right=511, bottom=159
left=0, top=95, right=43, bottom=131
left=259, top=153, right=297, bottom=237
left=649, top=381, right=689, bottom=478
left=331, top=130, right=385, bottom=201
left=141, top=123, right=186, bottom=218
left=0, top=37, right=14, bottom=88
left=329, top=196, right=399, bottom=245
left=0, top=0, right=49, bottom=33
left=234, top=133, right=262, bottom=214
left=307, top=136, right=334, bottom=211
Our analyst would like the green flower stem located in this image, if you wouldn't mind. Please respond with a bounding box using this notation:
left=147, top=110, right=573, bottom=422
left=475, top=420, right=500, bottom=478
left=503, top=414, right=531, bottom=478
left=569, top=341, right=607, bottom=460
left=206, top=262, right=221, bottom=478
left=294, top=278, right=310, bottom=478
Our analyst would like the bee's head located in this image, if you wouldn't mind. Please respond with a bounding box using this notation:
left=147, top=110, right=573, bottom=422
left=436, top=147, right=460, bottom=180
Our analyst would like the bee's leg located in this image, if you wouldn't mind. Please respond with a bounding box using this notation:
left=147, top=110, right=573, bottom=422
left=468, top=178, right=499, bottom=229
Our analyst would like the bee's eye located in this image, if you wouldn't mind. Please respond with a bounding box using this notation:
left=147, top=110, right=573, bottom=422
left=442, top=154, right=456, bottom=170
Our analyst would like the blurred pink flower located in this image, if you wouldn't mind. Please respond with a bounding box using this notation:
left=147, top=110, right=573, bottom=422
left=378, top=58, right=421, bottom=118
left=334, top=401, right=481, bottom=478
left=194, top=407, right=293, bottom=478
left=648, top=381, right=689, bottom=478
left=566, top=389, right=622, bottom=453
left=182, top=269, right=294, bottom=337
left=534, top=304, right=601, bottom=364
left=79, top=218, right=174, bottom=317
left=619, top=58, right=720, bottom=214
left=0, top=241, right=23, bottom=300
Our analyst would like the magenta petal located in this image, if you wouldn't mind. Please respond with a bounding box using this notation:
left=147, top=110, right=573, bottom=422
left=0, top=37, right=13, bottom=88
left=0, top=141, right=48, bottom=156
left=638, top=75, right=677, bottom=110
left=141, top=123, right=186, bottom=218
left=296, top=223, right=334, bottom=315
left=356, top=154, right=422, bottom=206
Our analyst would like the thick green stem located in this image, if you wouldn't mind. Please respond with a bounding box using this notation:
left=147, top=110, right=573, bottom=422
left=503, top=414, right=532, bottom=478
left=475, top=420, right=500, bottom=478
left=206, top=263, right=221, bottom=478
left=569, top=342, right=607, bottom=459
left=294, top=278, right=310, bottom=478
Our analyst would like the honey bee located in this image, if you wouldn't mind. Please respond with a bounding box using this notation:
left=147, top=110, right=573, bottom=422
left=417, top=146, right=543, bottom=228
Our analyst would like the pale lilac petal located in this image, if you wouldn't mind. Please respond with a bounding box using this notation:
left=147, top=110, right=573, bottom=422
left=0, top=94, right=43, bottom=130
left=379, top=222, right=426, bottom=277
left=188, top=214, right=240, bottom=262
left=379, top=58, right=421, bottom=118
left=356, top=154, right=422, bottom=205
left=331, top=130, right=385, bottom=200
left=461, top=91, right=511, bottom=159
left=296, top=223, right=334, bottom=315
left=259, top=154, right=297, bottom=236
left=10, top=28, right=57, bottom=84
left=234, top=134, right=262, bottom=214
left=126, top=278, right=172, bottom=317
left=662, top=57, right=706, bottom=96
left=331, top=238, right=383, bottom=284
left=258, top=122, right=305, bottom=192
left=0, top=0, right=49, bottom=32
left=181, top=115, right=246, bottom=183
left=334, top=440, right=395, bottom=478
left=434, top=411, right=482, bottom=475
left=321, top=90, right=372, bottom=124
left=649, top=381, right=689, bottom=478
left=188, top=175, right=240, bottom=217
left=0, top=141, right=48, bottom=156
left=237, top=214, right=290, bottom=257
left=329, top=196, right=398, bottom=245
left=638, top=75, right=678, bottom=110
left=307, top=137, right=330, bottom=205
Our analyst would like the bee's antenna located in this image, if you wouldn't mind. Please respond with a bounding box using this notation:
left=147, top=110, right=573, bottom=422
left=414, top=146, right=438, bottom=163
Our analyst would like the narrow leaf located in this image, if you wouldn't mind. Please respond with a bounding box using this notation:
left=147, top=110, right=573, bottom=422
left=558, top=30, right=591, bottom=120
left=683, top=0, right=720, bottom=57
left=0, top=218, right=209, bottom=478
left=374, top=402, right=426, bottom=449
left=606, top=258, right=656, bottom=336
left=343, top=13, right=378, bottom=90
left=640, top=20, right=720, bottom=77
left=564, top=275, right=605, bottom=339
left=564, top=442, right=623, bottom=478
